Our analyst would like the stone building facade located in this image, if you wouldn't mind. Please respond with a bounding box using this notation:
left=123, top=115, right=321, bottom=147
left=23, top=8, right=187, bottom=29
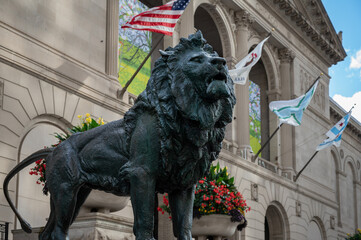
left=0, top=0, right=360, bottom=239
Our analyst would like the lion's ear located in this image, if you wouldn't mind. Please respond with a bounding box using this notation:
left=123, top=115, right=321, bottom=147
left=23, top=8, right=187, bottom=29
left=159, top=50, right=173, bottom=60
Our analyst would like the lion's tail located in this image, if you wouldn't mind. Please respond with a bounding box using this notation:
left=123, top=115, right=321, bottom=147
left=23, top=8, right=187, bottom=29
left=3, top=148, right=53, bottom=233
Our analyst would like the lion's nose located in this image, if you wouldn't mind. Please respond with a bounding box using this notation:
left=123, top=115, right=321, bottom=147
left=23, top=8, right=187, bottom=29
left=211, top=57, right=226, bottom=69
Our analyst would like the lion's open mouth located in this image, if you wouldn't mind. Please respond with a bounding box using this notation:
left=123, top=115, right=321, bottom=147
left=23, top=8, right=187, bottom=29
left=206, top=72, right=230, bottom=100
left=207, top=72, right=227, bottom=85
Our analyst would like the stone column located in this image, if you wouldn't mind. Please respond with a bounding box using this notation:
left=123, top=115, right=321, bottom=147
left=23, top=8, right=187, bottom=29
left=105, top=0, right=120, bottom=79
left=179, top=0, right=194, bottom=38
left=278, top=48, right=295, bottom=178
left=233, top=11, right=254, bottom=159
left=267, top=89, right=282, bottom=164
left=164, top=20, right=181, bottom=48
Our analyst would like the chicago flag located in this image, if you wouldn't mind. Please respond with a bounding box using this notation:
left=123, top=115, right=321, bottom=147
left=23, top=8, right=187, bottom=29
left=316, top=110, right=352, bottom=151
left=269, top=80, right=319, bottom=126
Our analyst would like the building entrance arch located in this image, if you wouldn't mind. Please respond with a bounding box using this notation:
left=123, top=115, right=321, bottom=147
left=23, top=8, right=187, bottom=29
left=264, top=202, right=290, bottom=240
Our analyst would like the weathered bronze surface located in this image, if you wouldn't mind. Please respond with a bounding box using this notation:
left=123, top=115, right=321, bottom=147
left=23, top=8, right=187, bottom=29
left=3, top=31, right=235, bottom=240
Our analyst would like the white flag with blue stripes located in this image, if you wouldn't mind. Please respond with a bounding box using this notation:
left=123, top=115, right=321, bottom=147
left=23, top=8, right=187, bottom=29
left=269, top=80, right=319, bottom=126
left=316, top=110, right=352, bottom=151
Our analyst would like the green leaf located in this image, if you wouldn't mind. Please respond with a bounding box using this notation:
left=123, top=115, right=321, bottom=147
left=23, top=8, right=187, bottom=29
left=229, top=177, right=234, bottom=185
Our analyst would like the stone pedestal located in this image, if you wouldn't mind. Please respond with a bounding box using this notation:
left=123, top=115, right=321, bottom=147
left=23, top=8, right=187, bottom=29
left=69, top=213, right=134, bottom=240
left=12, top=228, right=43, bottom=240
left=12, top=213, right=135, bottom=240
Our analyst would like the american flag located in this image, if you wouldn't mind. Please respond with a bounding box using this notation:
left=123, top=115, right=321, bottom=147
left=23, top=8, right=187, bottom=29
left=121, top=0, right=190, bottom=36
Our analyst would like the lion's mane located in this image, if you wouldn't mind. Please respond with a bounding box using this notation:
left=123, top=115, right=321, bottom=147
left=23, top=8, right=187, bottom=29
left=123, top=31, right=236, bottom=192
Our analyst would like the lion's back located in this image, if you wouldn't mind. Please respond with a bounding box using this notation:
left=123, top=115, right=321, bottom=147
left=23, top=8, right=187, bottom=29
left=46, top=119, right=131, bottom=190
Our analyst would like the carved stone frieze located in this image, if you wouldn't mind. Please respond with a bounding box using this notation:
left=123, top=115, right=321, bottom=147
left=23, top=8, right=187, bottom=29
left=278, top=48, right=295, bottom=63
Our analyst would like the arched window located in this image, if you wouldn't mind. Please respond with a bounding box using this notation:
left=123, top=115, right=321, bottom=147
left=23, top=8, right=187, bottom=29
left=307, top=220, right=323, bottom=240
left=264, top=202, right=290, bottom=240
left=194, top=6, right=223, bottom=57
left=249, top=60, right=270, bottom=160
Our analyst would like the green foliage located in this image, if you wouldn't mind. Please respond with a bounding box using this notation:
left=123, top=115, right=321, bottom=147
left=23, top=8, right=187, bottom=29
left=159, top=163, right=250, bottom=219
left=346, top=229, right=361, bottom=239
left=208, top=162, right=236, bottom=192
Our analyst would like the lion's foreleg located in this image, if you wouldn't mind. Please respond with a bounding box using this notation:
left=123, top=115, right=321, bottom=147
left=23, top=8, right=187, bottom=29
left=130, top=167, right=156, bottom=240
left=169, top=184, right=195, bottom=240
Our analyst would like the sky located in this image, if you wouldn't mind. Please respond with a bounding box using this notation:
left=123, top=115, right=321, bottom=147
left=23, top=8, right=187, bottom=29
left=321, top=1, right=361, bottom=122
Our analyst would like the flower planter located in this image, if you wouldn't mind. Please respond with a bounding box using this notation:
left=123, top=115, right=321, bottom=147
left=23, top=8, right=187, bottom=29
left=81, top=190, right=130, bottom=214
left=192, top=214, right=242, bottom=237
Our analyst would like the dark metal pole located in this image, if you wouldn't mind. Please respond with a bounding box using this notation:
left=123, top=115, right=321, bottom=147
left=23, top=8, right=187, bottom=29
left=266, top=28, right=275, bottom=38
left=118, top=35, right=165, bottom=99
left=293, top=151, right=319, bottom=182
left=5, top=222, right=9, bottom=240
left=253, top=123, right=283, bottom=162
left=305, top=75, right=321, bottom=93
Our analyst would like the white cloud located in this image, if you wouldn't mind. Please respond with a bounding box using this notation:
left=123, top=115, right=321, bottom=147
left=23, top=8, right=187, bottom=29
left=333, top=92, right=361, bottom=123
left=345, top=48, right=350, bottom=53
left=350, top=50, right=361, bottom=69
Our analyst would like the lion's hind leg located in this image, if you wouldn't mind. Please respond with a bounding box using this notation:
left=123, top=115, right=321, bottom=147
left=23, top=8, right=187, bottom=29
left=50, top=183, right=82, bottom=240
left=39, top=197, right=56, bottom=240
left=70, top=186, right=92, bottom=225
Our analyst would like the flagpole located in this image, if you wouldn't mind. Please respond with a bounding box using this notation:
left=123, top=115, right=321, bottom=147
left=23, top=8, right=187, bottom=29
left=252, top=73, right=322, bottom=162
left=266, top=28, right=275, bottom=38
left=294, top=103, right=355, bottom=182
left=118, top=35, right=165, bottom=99
left=252, top=123, right=283, bottom=162
left=305, top=74, right=322, bottom=93
left=293, top=151, right=319, bottom=182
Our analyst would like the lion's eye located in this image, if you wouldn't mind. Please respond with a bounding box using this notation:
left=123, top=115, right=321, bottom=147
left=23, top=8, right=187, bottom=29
left=190, top=56, right=203, bottom=63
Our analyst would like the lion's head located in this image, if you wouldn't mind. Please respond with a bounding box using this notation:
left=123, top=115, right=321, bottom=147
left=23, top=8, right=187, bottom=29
left=148, top=31, right=236, bottom=130
left=125, top=31, right=236, bottom=191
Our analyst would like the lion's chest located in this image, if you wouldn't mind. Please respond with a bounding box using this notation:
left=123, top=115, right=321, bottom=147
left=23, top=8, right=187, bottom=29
left=156, top=134, right=214, bottom=192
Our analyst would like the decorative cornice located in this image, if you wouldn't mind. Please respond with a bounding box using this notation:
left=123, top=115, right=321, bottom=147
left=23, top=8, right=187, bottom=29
left=268, top=0, right=346, bottom=64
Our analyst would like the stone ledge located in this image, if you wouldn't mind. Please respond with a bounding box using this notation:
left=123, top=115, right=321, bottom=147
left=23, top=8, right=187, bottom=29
left=12, top=213, right=135, bottom=240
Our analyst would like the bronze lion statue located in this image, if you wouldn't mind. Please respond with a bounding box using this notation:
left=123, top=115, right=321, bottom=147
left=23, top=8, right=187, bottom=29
left=3, top=31, right=236, bottom=240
